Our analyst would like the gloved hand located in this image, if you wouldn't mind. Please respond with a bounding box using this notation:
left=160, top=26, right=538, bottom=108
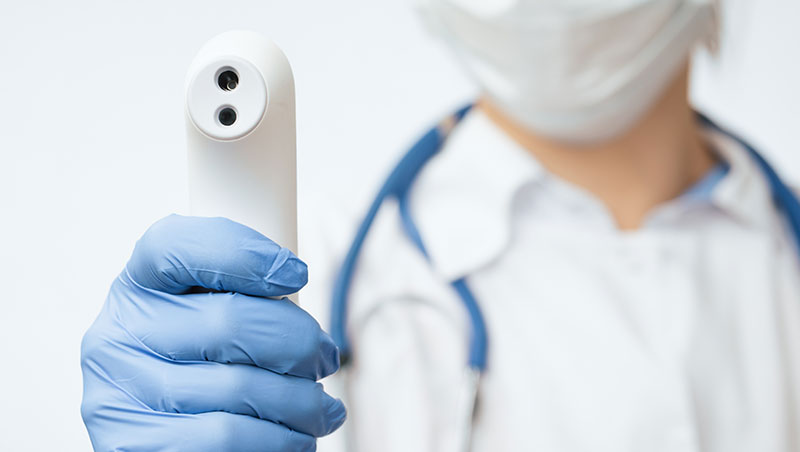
left=81, top=215, right=345, bottom=452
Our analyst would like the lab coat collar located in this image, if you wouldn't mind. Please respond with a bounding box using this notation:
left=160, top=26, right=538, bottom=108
left=703, top=123, right=777, bottom=232
left=409, top=108, right=779, bottom=281
left=409, top=108, right=544, bottom=281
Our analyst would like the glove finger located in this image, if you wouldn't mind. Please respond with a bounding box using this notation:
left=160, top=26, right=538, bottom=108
left=138, top=361, right=346, bottom=437
left=112, top=276, right=340, bottom=380
left=84, top=404, right=316, bottom=452
left=126, top=214, right=306, bottom=297
left=83, top=324, right=331, bottom=448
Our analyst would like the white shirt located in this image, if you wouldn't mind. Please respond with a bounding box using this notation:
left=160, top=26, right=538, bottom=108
left=316, top=108, right=800, bottom=452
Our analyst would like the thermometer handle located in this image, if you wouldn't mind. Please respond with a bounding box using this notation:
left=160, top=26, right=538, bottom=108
left=185, top=31, right=297, bottom=253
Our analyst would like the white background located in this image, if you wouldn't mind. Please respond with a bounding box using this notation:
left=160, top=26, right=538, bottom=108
left=0, top=0, right=797, bottom=450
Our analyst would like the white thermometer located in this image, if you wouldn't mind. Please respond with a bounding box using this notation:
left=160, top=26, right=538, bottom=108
left=185, top=30, right=297, bottom=253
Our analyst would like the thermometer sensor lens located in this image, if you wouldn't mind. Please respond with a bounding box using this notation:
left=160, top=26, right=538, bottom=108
left=218, top=70, right=239, bottom=91
left=218, top=107, right=237, bottom=126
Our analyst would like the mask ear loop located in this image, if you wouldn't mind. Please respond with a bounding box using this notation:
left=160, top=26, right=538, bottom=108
left=413, top=0, right=445, bottom=38
left=414, top=0, right=510, bottom=40
left=696, top=0, right=721, bottom=56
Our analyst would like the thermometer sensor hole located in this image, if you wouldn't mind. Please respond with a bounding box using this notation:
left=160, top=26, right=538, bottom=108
left=217, top=68, right=239, bottom=91
left=217, top=106, right=237, bottom=126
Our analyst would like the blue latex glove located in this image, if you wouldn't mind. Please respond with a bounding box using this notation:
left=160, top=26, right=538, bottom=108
left=81, top=215, right=345, bottom=452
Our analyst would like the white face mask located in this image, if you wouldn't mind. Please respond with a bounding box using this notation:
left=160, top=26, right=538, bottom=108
left=419, top=0, right=717, bottom=144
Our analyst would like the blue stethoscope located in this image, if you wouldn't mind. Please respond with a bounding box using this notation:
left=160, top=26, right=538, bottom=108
left=330, top=104, right=800, bottom=448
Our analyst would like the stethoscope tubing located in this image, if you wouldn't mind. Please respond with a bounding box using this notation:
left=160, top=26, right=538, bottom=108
left=331, top=105, right=800, bottom=380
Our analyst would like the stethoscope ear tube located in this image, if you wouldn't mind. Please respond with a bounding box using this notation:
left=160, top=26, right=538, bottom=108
left=329, top=124, right=448, bottom=366
left=330, top=105, right=487, bottom=452
left=330, top=105, right=477, bottom=367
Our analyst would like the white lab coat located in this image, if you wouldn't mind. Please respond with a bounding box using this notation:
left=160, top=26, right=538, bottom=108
left=310, top=109, right=800, bottom=452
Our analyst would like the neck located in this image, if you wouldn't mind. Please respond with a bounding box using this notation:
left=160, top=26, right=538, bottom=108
left=480, top=67, right=716, bottom=230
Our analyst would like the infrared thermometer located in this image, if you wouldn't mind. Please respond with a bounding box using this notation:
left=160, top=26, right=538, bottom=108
left=185, top=30, right=297, bottom=253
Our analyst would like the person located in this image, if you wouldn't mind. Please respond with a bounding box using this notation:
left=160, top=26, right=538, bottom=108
left=80, top=0, right=800, bottom=451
